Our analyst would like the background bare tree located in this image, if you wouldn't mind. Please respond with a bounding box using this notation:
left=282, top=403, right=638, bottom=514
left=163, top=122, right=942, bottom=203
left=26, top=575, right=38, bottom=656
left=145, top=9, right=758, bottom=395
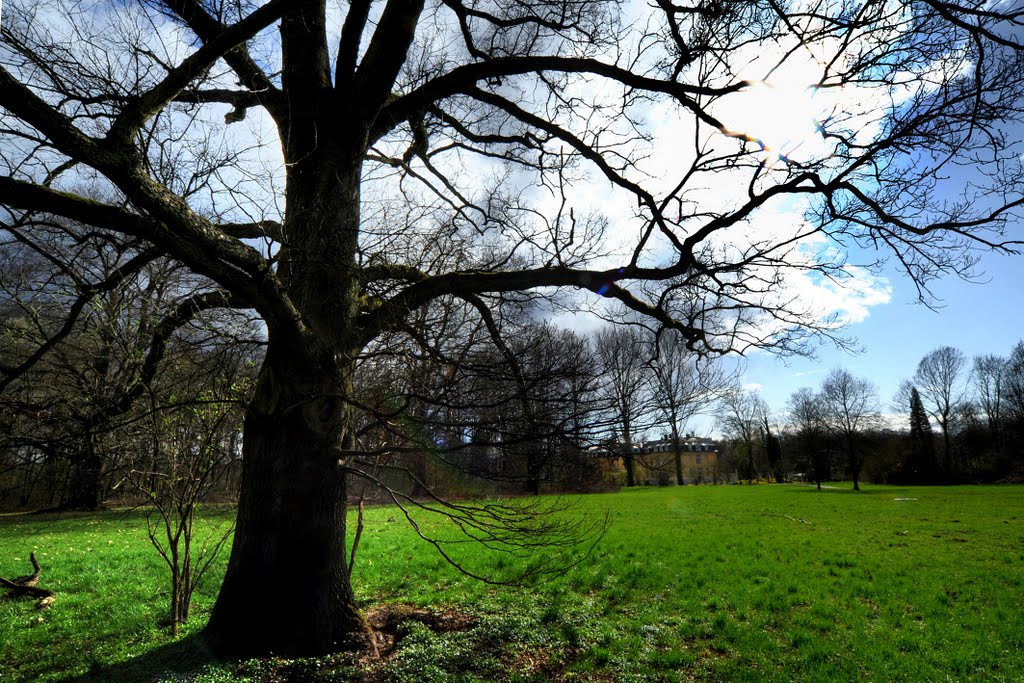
left=0, top=217, right=258, bottom=511
left=787, top=387, right=830, bottom=489
left=596, top=326, right=654, bottom=487
left=819, top=368, right=881, bottom=491
left=718, top=388, right=768, bottom=483
left=1004, top=342, right=1024, bottom=461
left=910, top=346, right=969, bottom=480
left=648, top=331, right=731, bottom=485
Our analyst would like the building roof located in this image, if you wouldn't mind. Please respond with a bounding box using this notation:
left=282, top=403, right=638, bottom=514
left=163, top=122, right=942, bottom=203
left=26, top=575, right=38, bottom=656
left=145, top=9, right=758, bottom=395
left=638, top=436, right=718, bottom=454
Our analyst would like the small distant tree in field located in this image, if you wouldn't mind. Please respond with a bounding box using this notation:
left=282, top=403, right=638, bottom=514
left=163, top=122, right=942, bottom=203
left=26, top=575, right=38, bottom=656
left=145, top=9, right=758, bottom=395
left=912, top=347, right=968, bottom=480
left=648, top=331, right=731, bottom=485
left=973, top=354, right=1007, bottom=450
left=596, top=327, right=653, bottom=487
left=762, top=414, right=783, bottom=483
left=819, top=369, right=880, bottom=491
left=787, top=387, right=830, bottom=489
left=1001, top=342, right=1024, bottom=463
left=719, top=389, right=768, bottom=483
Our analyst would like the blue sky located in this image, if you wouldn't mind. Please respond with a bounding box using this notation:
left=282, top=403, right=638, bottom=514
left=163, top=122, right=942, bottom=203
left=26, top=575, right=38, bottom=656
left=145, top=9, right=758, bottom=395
left=730, top=245, right=1023, bottom=431
left=608, top=31, right=1024, bottom=438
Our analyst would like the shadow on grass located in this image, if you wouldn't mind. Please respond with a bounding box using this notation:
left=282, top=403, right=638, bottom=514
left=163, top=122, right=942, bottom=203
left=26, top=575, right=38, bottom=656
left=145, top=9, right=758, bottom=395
left=58, top=633, right=220, bottom=683
left=781, top=484, right=915, bottom=495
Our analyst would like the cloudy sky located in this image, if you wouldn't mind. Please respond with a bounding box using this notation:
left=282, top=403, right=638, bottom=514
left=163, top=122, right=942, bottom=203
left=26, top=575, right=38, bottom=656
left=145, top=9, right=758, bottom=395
left=550, top=27, right=1024, bottom=436
left=736, top=245, right=1023, bottom=427
left=15, top=1, right=1015, bottom=437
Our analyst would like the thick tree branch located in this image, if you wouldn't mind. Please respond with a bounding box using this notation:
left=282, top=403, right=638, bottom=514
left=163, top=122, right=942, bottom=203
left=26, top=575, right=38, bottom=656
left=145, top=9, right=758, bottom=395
left=109, top=0, right=291, bottom=141
left=335, top=0, right=374, bottom=91
left=358, top=263, right=682, bottom=344
left=0, top=177, right=265, bottom=302
left=162, top=0, right=285, bottom=121
left=352, top=0, right=426, bottom=124
left=373, top=56, right=746, bottom=143
left=219, top=220, right=283, bottom=242
left=174, top=89, right=264, bottom=111
left=0, top=552, right=56, bottom=609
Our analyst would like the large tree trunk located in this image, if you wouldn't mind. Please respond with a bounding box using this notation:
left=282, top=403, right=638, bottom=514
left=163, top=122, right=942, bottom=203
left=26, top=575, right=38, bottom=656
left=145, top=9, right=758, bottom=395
left=204, top=342, right=371, bottom=658
left=61, top=441, right=103, bottom=511
left=203, top=101, right=368, bottom=654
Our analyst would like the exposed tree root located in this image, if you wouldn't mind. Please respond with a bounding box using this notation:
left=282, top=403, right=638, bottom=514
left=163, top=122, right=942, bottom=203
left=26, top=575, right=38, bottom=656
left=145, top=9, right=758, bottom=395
left=1, top=551, right=56, bottom=609
left=365, top=604, right=477, bottom=657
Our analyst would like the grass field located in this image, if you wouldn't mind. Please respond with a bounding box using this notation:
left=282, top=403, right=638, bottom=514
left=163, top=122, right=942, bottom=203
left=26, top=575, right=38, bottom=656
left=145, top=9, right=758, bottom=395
left=2, top=484, right=1023, bottom=682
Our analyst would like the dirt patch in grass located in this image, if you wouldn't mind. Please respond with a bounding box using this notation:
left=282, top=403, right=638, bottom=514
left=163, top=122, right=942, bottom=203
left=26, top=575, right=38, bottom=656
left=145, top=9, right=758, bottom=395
left=365, top=603, right=478, bottom=656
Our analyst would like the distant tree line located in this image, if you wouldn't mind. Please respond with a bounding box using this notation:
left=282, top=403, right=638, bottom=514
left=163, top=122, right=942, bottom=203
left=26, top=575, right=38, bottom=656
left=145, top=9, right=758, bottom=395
left=754, top=343, right=1024, bottom=488
left=0, top=223, right=259, bottom=512
left=1, top=226, right=738, bottom=511
left=886, top=343, right=1024, bottom=483
left=3, top=226, right=1019, bottom=513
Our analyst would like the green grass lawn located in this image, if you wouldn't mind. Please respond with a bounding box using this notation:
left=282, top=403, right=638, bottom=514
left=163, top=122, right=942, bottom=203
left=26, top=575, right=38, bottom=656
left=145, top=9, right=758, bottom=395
left=2, top=484, right=1023, bottom=681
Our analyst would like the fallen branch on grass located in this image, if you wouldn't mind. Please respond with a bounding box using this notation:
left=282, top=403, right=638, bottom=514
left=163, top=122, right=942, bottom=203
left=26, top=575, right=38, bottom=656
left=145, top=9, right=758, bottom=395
left=763, top=511, right=814, bottom=525
left=0, top=551, right=56, bottom=609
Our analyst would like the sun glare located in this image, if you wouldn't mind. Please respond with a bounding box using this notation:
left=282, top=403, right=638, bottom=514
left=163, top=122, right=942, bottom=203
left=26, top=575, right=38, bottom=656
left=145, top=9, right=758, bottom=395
left=719, top=57, right=836, bottom=163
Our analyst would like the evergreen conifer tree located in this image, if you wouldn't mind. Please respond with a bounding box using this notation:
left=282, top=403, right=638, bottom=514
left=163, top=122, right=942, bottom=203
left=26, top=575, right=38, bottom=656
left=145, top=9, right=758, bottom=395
left=909, top=387, right=937, bottom=483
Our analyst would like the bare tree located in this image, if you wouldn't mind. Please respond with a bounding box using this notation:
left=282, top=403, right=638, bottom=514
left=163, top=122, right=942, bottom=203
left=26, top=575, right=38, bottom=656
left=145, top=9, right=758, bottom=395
left=648, top=331, right=731, bottom=484
left=762, top=411, right=784, bottom=483
left=1004, top=342, right=1024, bottom=452
left=0, top=218, right=252, bottom=510
left=595, top=326, right=653, bottom=487
left=134, top=375, right=246, bottom=636
left=912, top=346, right=968, bottom=480
left=787, top=387, right=830, bottom=489
left=974, top=354, right=1008, bottom=449
left=459, top=321, right=604, bottom=495
left=819, top=368, right=881, bottom=491
left=2, top=0, right=1024, bottom=659
left=718, top=388, right=767, bottom=483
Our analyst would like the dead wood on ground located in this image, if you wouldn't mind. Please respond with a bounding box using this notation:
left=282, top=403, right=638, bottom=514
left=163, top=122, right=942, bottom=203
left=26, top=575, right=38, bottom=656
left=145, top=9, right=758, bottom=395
left=1, top=551, right=56, bottom=609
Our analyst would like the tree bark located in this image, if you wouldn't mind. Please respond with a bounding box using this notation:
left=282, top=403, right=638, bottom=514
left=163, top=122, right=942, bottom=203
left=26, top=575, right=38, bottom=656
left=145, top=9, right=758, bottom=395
left=203, top=341, right=371, bottom=658
left=622, top=425, right=636, bottom=487
left=848, top=434, right=861, bottom=491
left=62, top=444, right=103, bottom=511
left=671, top=427, right=684, bottom=486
